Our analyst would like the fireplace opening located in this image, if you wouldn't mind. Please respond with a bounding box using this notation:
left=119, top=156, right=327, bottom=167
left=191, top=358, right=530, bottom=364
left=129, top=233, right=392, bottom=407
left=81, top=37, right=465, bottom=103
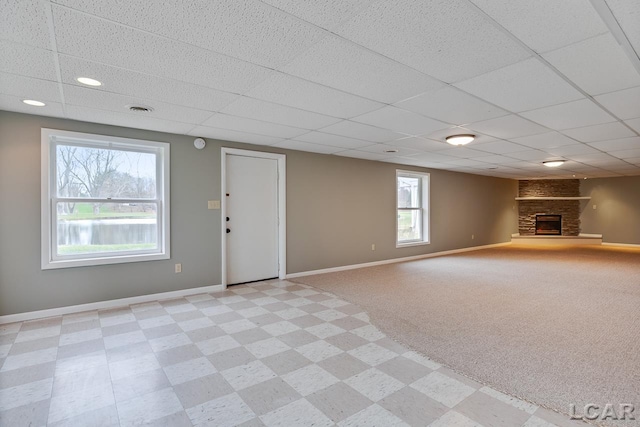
left=536, top=214, right=562, bottom=235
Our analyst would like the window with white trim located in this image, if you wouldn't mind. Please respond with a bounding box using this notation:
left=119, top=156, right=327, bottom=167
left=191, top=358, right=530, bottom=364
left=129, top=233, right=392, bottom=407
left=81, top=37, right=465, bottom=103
left=396, top=170, right=429, bottom=246
left=41, top=129, right=170, bottom=269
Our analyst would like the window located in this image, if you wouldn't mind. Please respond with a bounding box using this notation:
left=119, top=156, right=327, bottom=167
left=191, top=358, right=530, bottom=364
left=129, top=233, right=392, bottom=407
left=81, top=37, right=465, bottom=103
left=396, top=170, right=429, bottom=246
left=41, top=129, right=170, bottom=269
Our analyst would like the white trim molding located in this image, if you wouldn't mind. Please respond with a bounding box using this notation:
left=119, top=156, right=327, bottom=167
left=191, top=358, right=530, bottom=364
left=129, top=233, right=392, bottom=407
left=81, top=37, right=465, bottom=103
left=0, top=284, right=225, bottom=325
left=286, top=242, right=511, bottom=279
left=602, top=242, right=640, bottom=248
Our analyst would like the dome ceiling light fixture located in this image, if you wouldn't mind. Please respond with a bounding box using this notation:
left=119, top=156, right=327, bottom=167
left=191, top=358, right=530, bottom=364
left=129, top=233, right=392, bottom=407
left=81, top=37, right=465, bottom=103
left=543, top=160, right=566, bottom=167
left=445, top=134, right=475, bottom=146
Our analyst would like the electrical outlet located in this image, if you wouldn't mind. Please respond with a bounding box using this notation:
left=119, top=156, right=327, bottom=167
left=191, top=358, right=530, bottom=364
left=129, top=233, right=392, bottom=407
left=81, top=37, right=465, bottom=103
left=371, top=244, right=376, bottom=251
left=208, top=200, right=220, bottom=210
left=593, top=204, right=597, bottom=210
left=472, top=234, right=475, bottom=240
left=175, top=263, right=182, bottom=273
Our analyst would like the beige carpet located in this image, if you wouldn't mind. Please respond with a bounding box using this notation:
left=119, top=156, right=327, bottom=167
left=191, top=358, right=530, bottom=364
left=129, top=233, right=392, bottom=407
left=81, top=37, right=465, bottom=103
left=292, top=245, right=640, bottom=426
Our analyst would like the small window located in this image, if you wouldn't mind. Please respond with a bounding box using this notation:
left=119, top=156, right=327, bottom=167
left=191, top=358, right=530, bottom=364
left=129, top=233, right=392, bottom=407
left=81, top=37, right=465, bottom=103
left=396, top=170, right=429, bottom=247
left=41, top=129, right=170, bottom=269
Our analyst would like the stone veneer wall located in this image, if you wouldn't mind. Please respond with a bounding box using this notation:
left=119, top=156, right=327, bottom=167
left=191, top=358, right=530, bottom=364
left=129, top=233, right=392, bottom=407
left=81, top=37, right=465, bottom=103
left=518, top=180, right=580, bottom=236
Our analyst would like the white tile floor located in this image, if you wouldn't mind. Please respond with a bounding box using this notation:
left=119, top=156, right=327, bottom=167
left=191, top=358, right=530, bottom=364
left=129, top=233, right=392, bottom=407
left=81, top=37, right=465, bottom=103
left=0, top=280, right=587, bottom=426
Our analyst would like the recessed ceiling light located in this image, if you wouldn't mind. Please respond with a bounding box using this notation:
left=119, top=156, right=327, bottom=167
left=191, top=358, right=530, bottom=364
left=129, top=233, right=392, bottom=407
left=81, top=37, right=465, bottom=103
left=76, top=77, right=102, bottom=86
left=543, top=160, right=565, bottom=167
left=445, top=134, right=475, bottom=146
left=22, top=99, right=45, bottom=107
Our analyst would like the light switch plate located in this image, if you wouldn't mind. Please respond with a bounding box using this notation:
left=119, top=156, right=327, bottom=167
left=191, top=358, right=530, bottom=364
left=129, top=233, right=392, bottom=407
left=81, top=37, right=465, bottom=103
left=208, top=200, right=220, bottom=210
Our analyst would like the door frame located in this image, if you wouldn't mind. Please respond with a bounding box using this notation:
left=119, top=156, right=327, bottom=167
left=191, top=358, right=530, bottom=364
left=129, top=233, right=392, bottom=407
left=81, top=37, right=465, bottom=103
left=221, top=147, right=286, bottom=288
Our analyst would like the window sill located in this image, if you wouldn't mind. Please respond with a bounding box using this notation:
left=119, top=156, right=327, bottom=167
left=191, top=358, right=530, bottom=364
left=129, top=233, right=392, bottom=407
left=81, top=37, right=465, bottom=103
left=42, top=252, right=169, bottom=270
left=396, top=241, right=430, bottom=249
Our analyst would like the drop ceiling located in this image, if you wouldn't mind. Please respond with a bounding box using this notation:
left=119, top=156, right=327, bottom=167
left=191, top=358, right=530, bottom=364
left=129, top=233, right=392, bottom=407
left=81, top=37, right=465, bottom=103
left=2, top=0, right=640, bottom=179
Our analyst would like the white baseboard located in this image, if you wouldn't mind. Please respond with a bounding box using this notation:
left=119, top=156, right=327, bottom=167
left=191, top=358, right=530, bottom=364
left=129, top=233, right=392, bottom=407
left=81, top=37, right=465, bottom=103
left=0, top=284, right=226, bottom=325
left=602, top=242, right=640, bottom=248
left=286, top=242, right=512, bottom=279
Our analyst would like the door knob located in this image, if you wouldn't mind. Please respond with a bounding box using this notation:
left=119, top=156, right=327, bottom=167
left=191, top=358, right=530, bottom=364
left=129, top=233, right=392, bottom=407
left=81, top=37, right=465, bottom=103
left=226, top=228, right=231, bottom=233
left=226, top=217, right=229, bottom=221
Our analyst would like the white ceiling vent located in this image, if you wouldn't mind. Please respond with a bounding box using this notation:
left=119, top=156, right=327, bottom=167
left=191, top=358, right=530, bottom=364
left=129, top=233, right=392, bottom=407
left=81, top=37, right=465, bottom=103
left=127, top=104, right=154, bottom=113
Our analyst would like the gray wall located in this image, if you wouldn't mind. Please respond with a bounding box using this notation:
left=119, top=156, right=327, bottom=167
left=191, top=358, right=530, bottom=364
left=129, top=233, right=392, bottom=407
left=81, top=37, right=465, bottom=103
left=580, top=176, right=640, bottom=244
left=0, top=111, right=518, bottom=316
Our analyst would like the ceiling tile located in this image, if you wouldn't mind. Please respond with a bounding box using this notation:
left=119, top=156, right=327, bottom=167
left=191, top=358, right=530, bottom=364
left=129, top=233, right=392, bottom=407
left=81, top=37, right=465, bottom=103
left=377, top=157, right=431, bottom=167
left=0, top=0, right=50, bottom=49
left=54, top=0, right=185, bottom=39
left=545, top=144, right=601, bottom=157
left=499, top=161, right=541, bottom=169
left=561, top=122, right=636, bottom=143
left=272, top=140, right=343, bottom=155
left=565, top=152, right=621, bottom=163
left=466, top=115, right=548, bottom=139
left=474, top=154, right=519, bottom=165
left=65, top=105, right=194, bottom=134
left=58, top=55, right=239, bottom=113
left=588, top=137, right=640, bottom=152
left=435, top=147, right=490, bottom=159
left=356, top=144, right=423, bottom=157
left=220, top=97, right=340, bottom=129
left=180, top=0, right=327, bottom=69
left=625, top=118, right=640, bottom=133
left=0, top=40, right=58, bottom=81
left=520, top=99, right=616, bottom=130
left=333, top=150, right=389, bottom=161
left=468, top=0, right=608, bottom=53
left=294, top=131, right=371, bottom=149
left=352, top=106, right=449, bottom=135
left=52, top=6, right=272, bottom=94
left=245, top=72, right=383, bottom=117
left=0, top=94, right=65, bottom=118
left=511, top=132, right=576, bottom=149
left=627, top=157, right=640, bottom=166
left=595, top=86, right=640, bottom=120
left=388, top=137, right=451, bottom=152
left=604, top=0, right=640, bottom=59
left=454, top=58, right=584, bottom=112
left=472, top=140, right=529, bottom=154
left=406, top=152, right=463, bottom=163
left=441, top=158, right=491, bottom=167
left=63, top=85, right=213, bottom=125
left=396, top=86, right=507, bottom=125
left=281, top=36, right=444, bottom=104
left=542, top=33, right=640, bottom=96
left=334, top=0, right=529, bottom=83
left=260, top=0, right=371, bottom=31
left=202, top=113, right=308, bottom=139
left=188, top=125, right=283, bottom=146
left=608, top=148, right=640, bottom=159
left=0, top=73, right=61, bottom=104
left=319, top=120, right=405, bottom=143
left=508, top=150, right=560, bottom=161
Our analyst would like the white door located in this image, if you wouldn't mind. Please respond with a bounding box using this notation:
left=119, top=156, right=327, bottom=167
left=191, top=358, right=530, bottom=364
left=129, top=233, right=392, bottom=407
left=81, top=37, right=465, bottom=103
left=225, top=153, right=279, bottom=284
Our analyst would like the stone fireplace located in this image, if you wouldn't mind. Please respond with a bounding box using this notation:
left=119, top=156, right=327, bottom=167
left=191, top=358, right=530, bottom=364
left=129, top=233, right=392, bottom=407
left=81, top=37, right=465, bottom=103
left=517, top=180, right=580, bottom=236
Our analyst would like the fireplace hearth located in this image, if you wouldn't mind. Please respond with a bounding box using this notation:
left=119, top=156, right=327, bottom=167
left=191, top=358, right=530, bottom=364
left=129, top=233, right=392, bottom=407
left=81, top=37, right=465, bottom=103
left=536, top=214, right=562, bottom=235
